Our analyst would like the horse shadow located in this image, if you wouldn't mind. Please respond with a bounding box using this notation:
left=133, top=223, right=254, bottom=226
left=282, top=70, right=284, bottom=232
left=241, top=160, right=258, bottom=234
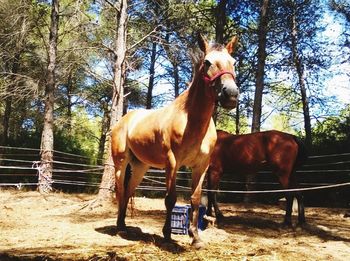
left=95, top=225, right=186, bottom=253
left=300, top=223, right=350, bottom=242
left=218, top=214, right=350, bottom=243
left=218, top=214, right=283, bottom=231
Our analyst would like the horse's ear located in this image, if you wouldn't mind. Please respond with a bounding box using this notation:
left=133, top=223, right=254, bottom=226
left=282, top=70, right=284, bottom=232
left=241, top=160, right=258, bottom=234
left=197, top=33, right=209, bottom=53
left=226, top=36, right=238, bottom=54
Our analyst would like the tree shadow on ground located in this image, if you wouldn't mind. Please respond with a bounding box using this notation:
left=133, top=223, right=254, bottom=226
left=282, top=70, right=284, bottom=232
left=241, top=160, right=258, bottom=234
left=95, top=225, right=186, bottom=254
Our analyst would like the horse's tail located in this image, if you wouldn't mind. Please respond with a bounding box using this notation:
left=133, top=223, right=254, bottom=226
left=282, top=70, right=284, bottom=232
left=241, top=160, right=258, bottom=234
left=293, top=136, right=308, bottom=167
left=124, top=163, right=132, bottom=189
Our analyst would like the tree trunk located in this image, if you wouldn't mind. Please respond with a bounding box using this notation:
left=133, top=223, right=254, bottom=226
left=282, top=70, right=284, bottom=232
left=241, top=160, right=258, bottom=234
left=215, top=0, right=227, bottom=44
left=146, top=41, right=157, bottom=109
left=213, top=0, right=228, bottom=124
left=97, top=0, right=128, bottom=201
left=290, top=1, right=312, bottom=148
left=235, top=55, right=244, bottom=135
left=251, top=0, right=270, bottom=133
left=174, top=64, right=180, bottom=98
left=39, top=0, right=59, bottom=193
left=66, top=71, right=73, bottom=132
left=235, top=100, right=240, bottom=134
left=2, top=97, right=12, bottom=145
left=97, top=104, right=110, bottom=165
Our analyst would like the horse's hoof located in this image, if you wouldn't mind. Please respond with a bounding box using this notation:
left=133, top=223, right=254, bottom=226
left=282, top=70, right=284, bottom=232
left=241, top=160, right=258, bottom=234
left=282, top=219, right=293, bottom=228
left=216, top=212, right=224, bottom=220
left=117, top=229, right=127, bottom=236
left=188, top=227, right=195, bottom=238
left=163, top=235, right=172, bottom=242
left=192, top=239, right=205, bottom=249
left=116, top=226, right=127, bottom=237
left=297, top=221, right=307, bottom=229
left=162, top=228, right=172, bottom=241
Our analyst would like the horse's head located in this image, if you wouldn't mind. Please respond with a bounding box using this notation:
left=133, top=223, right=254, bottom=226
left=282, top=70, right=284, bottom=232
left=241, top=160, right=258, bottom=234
left=198, top=34, right=239, bottom=110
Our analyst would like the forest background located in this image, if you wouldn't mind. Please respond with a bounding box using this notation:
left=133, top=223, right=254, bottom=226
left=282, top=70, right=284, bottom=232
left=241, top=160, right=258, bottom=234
left=0, top=0, right=349, bottom=196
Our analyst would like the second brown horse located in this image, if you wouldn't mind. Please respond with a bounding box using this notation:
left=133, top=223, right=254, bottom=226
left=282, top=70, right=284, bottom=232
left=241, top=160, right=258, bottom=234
left=206, top=129, right=308, bottom=226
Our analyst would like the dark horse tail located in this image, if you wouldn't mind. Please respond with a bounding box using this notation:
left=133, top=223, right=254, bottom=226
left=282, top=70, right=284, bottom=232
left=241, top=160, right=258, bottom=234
left=124, top=163, right=135, bottom=215
left=124, top=163, right=132, bottom=189
left=293, top=136, right=308, bottom=167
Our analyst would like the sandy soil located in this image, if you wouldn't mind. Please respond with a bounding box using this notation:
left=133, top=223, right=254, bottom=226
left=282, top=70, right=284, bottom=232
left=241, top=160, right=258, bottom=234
left=0, top=189, right=349, bottom=260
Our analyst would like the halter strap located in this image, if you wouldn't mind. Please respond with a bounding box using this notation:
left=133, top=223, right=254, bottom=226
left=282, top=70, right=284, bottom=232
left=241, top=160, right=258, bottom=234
left=203, top=71, right=235, bottom=85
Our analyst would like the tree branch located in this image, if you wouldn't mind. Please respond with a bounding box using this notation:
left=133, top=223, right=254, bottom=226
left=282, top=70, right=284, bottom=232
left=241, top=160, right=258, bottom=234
left=128, top=25, right=162, bottom=51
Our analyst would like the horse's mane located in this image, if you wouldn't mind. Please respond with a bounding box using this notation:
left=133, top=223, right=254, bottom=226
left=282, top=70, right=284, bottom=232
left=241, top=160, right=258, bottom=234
left=189, top=50, right=204, bottom=76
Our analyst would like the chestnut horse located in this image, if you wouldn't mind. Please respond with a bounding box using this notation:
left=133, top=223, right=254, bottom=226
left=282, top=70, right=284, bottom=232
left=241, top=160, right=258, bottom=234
left=111, top=35, right=239, bottom=248
left=206, top=130, right=308, bottom=226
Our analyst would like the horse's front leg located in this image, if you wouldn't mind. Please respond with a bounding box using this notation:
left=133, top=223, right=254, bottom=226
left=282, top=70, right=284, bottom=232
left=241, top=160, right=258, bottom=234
left=162, top=152, right=178, bottom=241
left=206, top=169, right=214, bottom=217
left=207, top=169, right=224, bottom=221
left=189, top=166, right=207, bottom=249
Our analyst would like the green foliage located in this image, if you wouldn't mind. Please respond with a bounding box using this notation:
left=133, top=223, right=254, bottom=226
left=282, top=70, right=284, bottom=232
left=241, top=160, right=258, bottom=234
left=216, top=107, right=249, bottom=134
left=312, top=105, right=350, bottom=153
left=55, top=107, right=100, bottom=162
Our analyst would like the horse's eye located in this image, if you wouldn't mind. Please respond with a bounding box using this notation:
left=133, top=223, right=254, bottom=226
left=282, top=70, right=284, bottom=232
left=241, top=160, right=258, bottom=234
left=204, top=60, right=212, bottom=67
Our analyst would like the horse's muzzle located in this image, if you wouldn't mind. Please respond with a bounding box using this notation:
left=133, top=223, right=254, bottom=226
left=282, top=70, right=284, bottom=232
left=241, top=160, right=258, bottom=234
left=218, top=82, right=239, bottom=110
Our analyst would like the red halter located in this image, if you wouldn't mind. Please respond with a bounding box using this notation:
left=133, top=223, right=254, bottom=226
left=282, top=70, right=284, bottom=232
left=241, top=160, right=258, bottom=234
left=203, top=71, right=235, bottom=86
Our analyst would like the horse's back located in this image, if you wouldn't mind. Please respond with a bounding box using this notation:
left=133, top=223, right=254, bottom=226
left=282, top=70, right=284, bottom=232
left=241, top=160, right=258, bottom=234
left=212, top=130, right=300, bottom=174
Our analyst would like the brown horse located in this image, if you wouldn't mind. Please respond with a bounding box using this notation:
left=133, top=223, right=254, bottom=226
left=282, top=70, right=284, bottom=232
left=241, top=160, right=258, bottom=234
left=206, top=129, right=308, bottom=226
left=110, top=34, right=239, bottom=248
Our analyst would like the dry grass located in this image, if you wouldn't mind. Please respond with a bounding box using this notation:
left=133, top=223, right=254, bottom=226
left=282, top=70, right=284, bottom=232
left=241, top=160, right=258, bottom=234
left=0, top=189, right=349, bottom=260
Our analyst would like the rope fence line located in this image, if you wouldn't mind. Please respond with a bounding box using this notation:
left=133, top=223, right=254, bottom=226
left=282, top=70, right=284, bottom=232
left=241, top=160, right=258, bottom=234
left=1, top=177, right=349, bottom=195
left=0, top=146, right=349, bottom=195
left=2, top=145, right=350, bottom=158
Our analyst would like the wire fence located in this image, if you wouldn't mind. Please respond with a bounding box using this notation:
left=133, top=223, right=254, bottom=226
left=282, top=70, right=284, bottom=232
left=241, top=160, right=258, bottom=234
left=0, top=145, right=349, bottom=207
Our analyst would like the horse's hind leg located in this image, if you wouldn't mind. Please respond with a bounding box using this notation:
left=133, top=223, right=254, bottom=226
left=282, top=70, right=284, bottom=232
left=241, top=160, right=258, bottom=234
left=296, top=193, right=305, bottom=225
left=125, top=159, right=149, bottom=199
left=288, top=172, right=306, bottom=226
left=277, top=170, right=294, bottom=226
left=284, top=193, right=293, bottom=227
left=162, top=152, right=178, bottom=241
left=115, top=159, right=130, bottom=233
left=284, top=192, right=305, bottom=227
left=279, top=170, right=305, bottom=227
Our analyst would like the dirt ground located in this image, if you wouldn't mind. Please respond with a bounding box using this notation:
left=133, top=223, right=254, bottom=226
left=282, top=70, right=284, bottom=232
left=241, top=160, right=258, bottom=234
left=0, top=189, right=349, bottom=261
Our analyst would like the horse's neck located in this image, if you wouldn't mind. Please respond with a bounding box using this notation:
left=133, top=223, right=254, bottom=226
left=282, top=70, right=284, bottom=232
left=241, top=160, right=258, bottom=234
left=184, top=66, right=216, bottom=128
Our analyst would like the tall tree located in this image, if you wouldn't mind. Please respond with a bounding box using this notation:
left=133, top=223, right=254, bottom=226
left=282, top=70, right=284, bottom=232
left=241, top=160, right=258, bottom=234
left=271, top=0, right=330, bottom=147
left=288, top=0, right=312, bottom=147
left=215, top=0, right=227, bottom=44
left=0, top=0, right=37, bottom=145
left=97, top=0, right=128, bottom=201
left=251, top=0, right=270, bottom=133
left=146, top=41, right=157, bottom=108
left=39, top=0, right=59, bottom=193
left=212, top=0, right=228, bottom=123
